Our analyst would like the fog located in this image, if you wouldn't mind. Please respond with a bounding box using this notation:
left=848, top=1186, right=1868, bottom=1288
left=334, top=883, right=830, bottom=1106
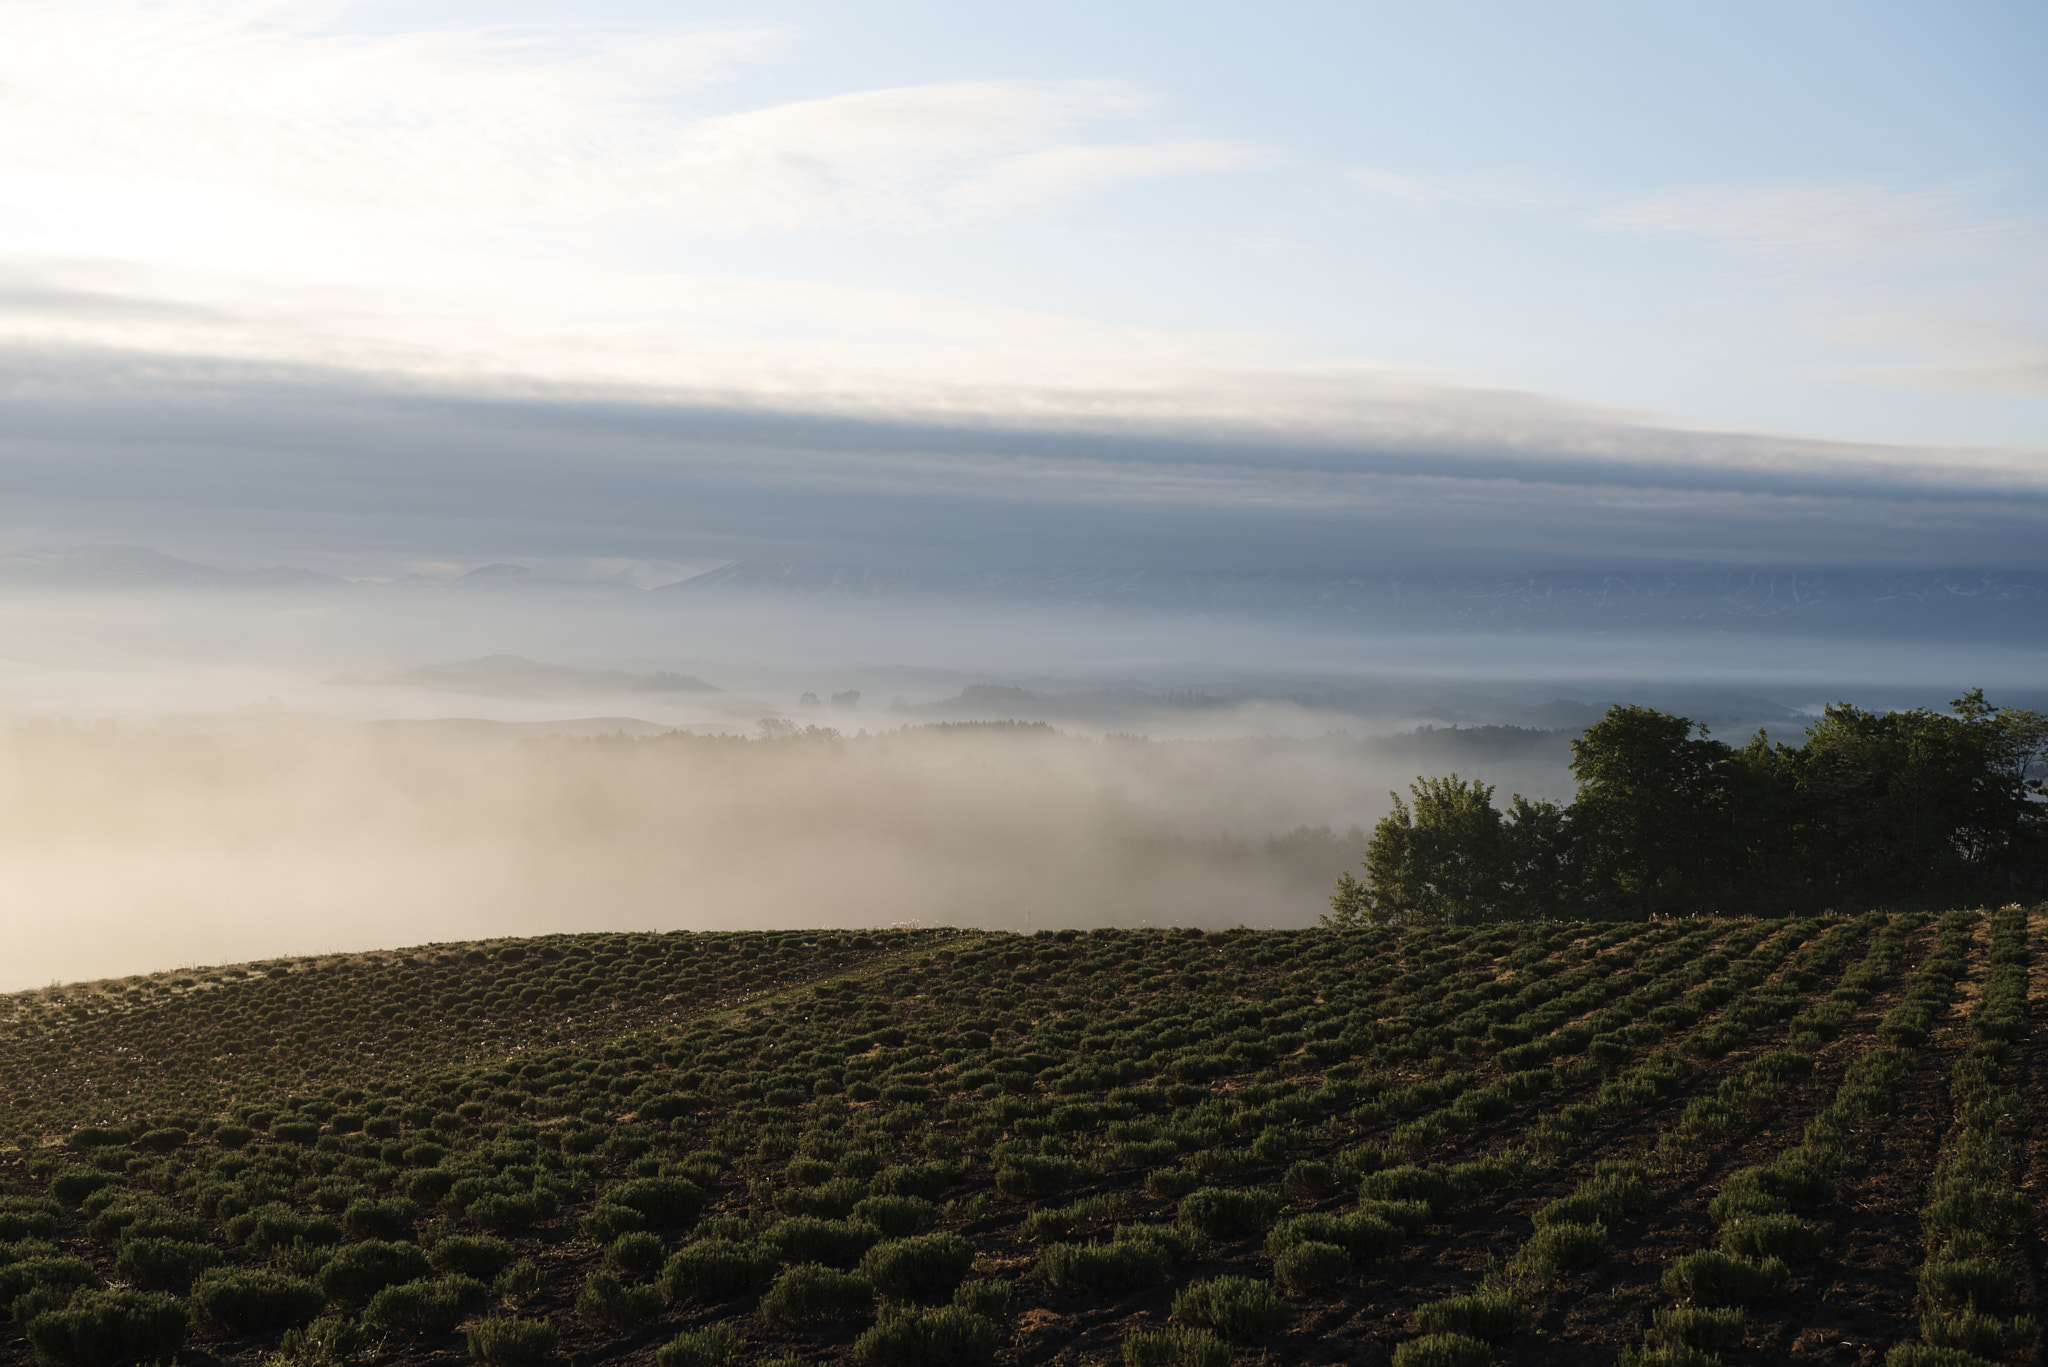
left=0, top=714, right=1577, bottom=992
left=5, top=569, right=2043, bottom=993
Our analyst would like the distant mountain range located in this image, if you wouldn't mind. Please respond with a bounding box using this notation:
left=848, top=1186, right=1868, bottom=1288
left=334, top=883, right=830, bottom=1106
left=365, top=656, right=718, bottom=697
left=6, top=546, right=2045, bottom=641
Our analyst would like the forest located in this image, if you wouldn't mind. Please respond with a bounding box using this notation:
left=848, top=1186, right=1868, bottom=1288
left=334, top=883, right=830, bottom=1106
left=1329, top=691, right=2048, bottom=925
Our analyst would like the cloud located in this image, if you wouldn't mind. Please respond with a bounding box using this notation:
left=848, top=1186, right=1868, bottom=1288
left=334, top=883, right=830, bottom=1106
left=1598, top=180, right=2048, bottom=397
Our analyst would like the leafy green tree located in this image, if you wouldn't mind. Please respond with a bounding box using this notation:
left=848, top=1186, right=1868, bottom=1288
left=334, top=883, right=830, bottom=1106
left=1567, top=705, right=1735, bottom=915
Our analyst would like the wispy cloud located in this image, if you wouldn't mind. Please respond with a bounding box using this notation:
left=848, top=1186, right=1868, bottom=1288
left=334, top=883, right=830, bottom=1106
left=1598, top=181, right=2048, bottom=397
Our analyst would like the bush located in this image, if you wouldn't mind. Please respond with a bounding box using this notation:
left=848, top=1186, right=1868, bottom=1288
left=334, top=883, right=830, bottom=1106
left=1645, top=1304, right=1746, bottom=1350
left=861, top=1234, right=977, bottom=1300
left=660, top=1240, right=778, bottom=1302
left=23, top=1287, right=186, bottom=1367
left=0, top=1255, right=100, bottom=1310
left=951, top=1280, right=1013, bottom=1321
left=268, top=1314, right=373, bottom=1367
left=1273, top=1241, right=1348, bottom=1293
left=1718, top=1214, right=1821, bottom=1261
left=1175, top=1188, right=1281, bottom=1239
left=579, top=1205, right=647, bottom=1242
left=854, top=1195, right=936, bottom=1237
left=191, top=1267, right=327, bottom=1332
left=575, top=1269, right=664, bottom=1330
left=656, top=1324, right=743, bottom=1367
left=1038, top=1240, right=1171, bottom=1295
left=1144, top=1169, right=1201, bottom=1202
left=1660, top=1251, right=1789, bottom=1306
left=1519, top=1221, right=1608, bottom=1277
left=0, top=1207, right=59, bottom=1242
left=342, top=1198, right=418, bottom=1242
left=495, top=1260, right=544, bottom=1299
left=1122, top=1326, right=1230, bottom=1367
left=364, top=1276, right=489, bottom=1334
left=605, top=1231, right=667, bottom=1277
left=1281, top=1161, right=1336, bottom=1200
left=852, top=1304, right=999, bottom=1366
left=113, top=1237, right=221, bottom=1286
left=605, top=1177, right=709, bottom=1228
left=318, top=1239, right=433, bottom=1303
left=1918, top=1259, right=2013, bottom=1313
left=1360, top=1167, right=1460, bottom=1217
left=1267, top=1212, right=1404, bottom=1261
left=1884, top=1349, right=1997, bottom=1367
left=1919, top=1308, right=2036, bottom=1358
left=1359, top=1199, right=1432, bottom=1235
left=467, top=1191, right=557, bottom=1232
left=49, top=1172, right=115, bottom=1206
left=757, top=1264, right=873, bottom=1328
left=1390, top=1333, right=1491, bottom=1367
left=1619, top=1346, right=1719, bottom=1367
left=774, top=1178, right=865, bottom=1220
left=993, top=1155, right=1082, bottom=1200
left=762, top=1216, right=882, bottom=1266
left=431, top=1236, right=517, bottom=1280
left=1412, top=1291, right=1526, bottom=1339
left=467, top=1316, right=556, bottom=1367
left=1169, top=1276, right=1287, bottom=1339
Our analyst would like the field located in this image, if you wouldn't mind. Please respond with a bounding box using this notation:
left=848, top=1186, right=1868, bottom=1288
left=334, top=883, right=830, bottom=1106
left=0, top=909, right=2041, bottom=1367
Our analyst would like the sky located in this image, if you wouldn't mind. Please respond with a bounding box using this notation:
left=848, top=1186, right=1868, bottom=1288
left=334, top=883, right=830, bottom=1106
left=0, top=0, right=2043, bottom=577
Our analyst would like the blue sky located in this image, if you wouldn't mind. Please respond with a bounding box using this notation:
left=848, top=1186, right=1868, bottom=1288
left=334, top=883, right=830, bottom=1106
left=0, top=0, right=2041, bottom=574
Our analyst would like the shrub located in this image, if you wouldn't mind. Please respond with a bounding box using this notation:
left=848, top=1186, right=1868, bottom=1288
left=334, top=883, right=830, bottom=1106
left=1359, top=1199, right=1432, bottom=1234
left=1390, top=1333, right=1491, bottom=1367
left=1918, top=1259, right=2013, bottom=1313
left=1718, top=1214, right=1821, bottom=1261
left=49, top=1172, right=115, bottom=1206
left=1267, top=1211, right=1404, bottom=1261
left=655, top=1324, right=743, bottom=1367
left=23, top=1287, right=186, bottom=1367
left=1144, top=1169, right=1201, bottom=1202
left=316, top=1239, right=433, bottom=1304
left=1360, top=1167, right=1460, bottom=1217
left=0, top=1255, right=100, bottom=1310
left=267, top=1314, right=373, bottom=1367
left=578, top=1205, right=647, bottom=1242
left=113, top=1237, right=220, bottom=1286
left=1883, top=1349, right=1997, bottom=1367
left=1618, top=1346, right=1719, bottom=1367
left=1412, top=1291, right=1526, bottom=1339
left=952, top=1280, right=1013, bottom=1321
left=852, top=1304, right=999, bottom=1367
left=227, top=1203, right=341, bottom=1251
left=869, top=1164, right=957, bottom=1201
left=467, top=1192, right=557, bottom=1231
left=993, top=1155, right=1082, bottom=1200
left=1175, top=1188, right=1281, bottom=1239
left=854, top=1195, right=936, bottom=1237
left=1122, top=1326, right=1230, bottom=1367
left=431, top=1235, right=517, bottom=1280
left=342, top=1198, right=418, bottom=1242
left=605, top=1177, right=708, bottom=1227
left=1645, top=1304, right=1746, bottom=1350
left=1281, top=1161, right=1336, bottom=1200
left=191, top=1267, right=327, bottom=1332
left=364, top=1276, right=489, bottom=1334
left=0, top=1207, right=59, bottom=1242
left=775, top=1179, right=865, bottom=1220
left=757, top=1264, right=873, bottom=1328
left=575, top=1269, right=664, bottom=1330
left=1038, top=1240, right=1170, bottom=1295
left=1519, top=1222, right=1607, bottom=1277
left=660, top=1240, right=778, bottom=1302
left=605, top=1231, right=667, bottom=1277
left=467, top=1316, right=556, bottom=1367
left=495, top=1260, right=544, bottom=1299
left=1273, top=1241, right=1348, bottom=1293
left=1660, top=1251, right=1789, bottom=1306
left=861, top=1234, right=977, bottom=1300
left=1919, top=1308, right=2036, bottom=1358
left=1169, top=1276, right=1287, bottom=1339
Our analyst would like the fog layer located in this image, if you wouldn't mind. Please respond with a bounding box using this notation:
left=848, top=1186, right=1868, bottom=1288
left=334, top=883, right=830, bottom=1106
left=0, top=719, right=1573, bottom=991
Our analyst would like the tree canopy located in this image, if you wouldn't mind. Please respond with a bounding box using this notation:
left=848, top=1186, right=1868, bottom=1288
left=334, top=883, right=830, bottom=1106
left=1326, top=690, right=2048, bottom=925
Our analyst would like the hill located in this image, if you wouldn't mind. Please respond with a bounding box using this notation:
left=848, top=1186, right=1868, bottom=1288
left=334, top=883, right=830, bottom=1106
left=0, top=912, right=2039, bottom=1367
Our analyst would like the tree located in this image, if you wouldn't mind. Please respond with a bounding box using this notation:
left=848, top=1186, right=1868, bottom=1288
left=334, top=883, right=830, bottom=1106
left=1327, top=775, right=1509, bottom=926
left=1567, top=705, right=1734, bottom=915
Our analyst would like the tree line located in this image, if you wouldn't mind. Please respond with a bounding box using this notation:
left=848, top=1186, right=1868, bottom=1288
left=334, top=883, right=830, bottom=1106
left=1327, top=690, right=2048, bottom=924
